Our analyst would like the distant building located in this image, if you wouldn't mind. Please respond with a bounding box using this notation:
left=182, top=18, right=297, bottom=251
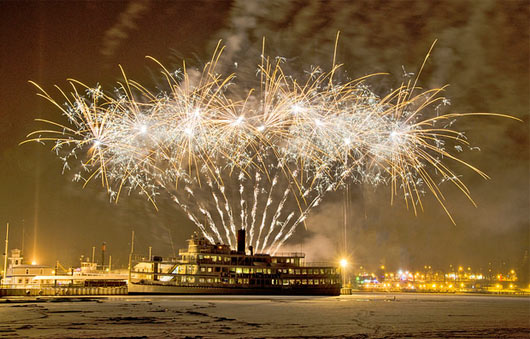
left=4, top=249, right=55, bottom=286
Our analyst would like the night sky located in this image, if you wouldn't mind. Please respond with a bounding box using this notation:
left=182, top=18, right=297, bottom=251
left=0, top=1, right=528, bottom=278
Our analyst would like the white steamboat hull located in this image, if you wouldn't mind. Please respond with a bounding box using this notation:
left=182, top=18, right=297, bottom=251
left=128, top=282, right=340, bottom=296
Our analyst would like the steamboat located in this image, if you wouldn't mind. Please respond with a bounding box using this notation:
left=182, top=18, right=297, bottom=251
left=129, top=229, right=341, bottom=295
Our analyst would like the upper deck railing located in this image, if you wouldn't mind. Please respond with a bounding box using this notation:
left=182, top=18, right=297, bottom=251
left=131, top=254, right=179, bottom=263
left=271, top=252, right=305, bottom=258
left=177, top=248, right=306, bottom=258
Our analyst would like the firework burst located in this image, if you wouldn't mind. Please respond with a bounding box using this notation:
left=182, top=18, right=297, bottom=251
left=22, top=39, right=517, bottom=252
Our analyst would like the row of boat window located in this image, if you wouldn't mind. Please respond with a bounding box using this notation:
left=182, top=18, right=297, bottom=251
left=272, top=258, right=300, bottom=264
left=180, top=276, right=338, bottom=285
left=195, top=255, right=231, bottom=262
left=195, top=266, right=337, bottom=275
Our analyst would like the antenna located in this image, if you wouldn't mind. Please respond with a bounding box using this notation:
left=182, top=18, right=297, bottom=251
left=343, top=184, right=349, bottom=254
left=166, top=226, right=176, bottom=257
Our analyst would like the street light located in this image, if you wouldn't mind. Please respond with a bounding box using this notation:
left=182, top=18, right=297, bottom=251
left=340, top=258, right=348, bottom=287
left=340, top=258, right=348, bottom=268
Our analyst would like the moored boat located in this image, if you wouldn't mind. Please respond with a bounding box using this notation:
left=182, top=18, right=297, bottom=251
left=129, top=229, right=341, bottom=295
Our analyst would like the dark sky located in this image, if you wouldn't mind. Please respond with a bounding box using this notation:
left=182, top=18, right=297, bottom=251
left=0, top=0, right=528, bottom=276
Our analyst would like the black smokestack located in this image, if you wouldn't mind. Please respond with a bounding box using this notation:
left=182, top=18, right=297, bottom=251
left=101, top=242, right=106, bottom=269
left=237, top=229, right=246, bottom=254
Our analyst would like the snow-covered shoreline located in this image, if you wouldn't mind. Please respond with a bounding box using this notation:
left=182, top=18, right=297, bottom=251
left=1, top=293, right=528, bottom=338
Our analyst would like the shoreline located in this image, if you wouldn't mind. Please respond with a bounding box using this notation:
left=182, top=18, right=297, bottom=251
left=1, top=290, right=529, bottom=304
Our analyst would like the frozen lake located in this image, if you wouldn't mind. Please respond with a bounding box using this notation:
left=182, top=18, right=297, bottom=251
left=0, top=293, right=528, bottom=338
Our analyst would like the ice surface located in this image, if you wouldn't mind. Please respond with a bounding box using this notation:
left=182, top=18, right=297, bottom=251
left=0, top=293, right=529, bottom=338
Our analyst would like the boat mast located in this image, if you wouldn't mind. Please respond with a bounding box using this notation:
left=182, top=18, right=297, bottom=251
left=2, top=223, right=8, bottom=284
left=128, top=230, right=135, bottom=283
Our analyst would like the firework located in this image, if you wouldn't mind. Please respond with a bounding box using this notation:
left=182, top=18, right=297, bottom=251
left=22, top=40, right=517, bottom=253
